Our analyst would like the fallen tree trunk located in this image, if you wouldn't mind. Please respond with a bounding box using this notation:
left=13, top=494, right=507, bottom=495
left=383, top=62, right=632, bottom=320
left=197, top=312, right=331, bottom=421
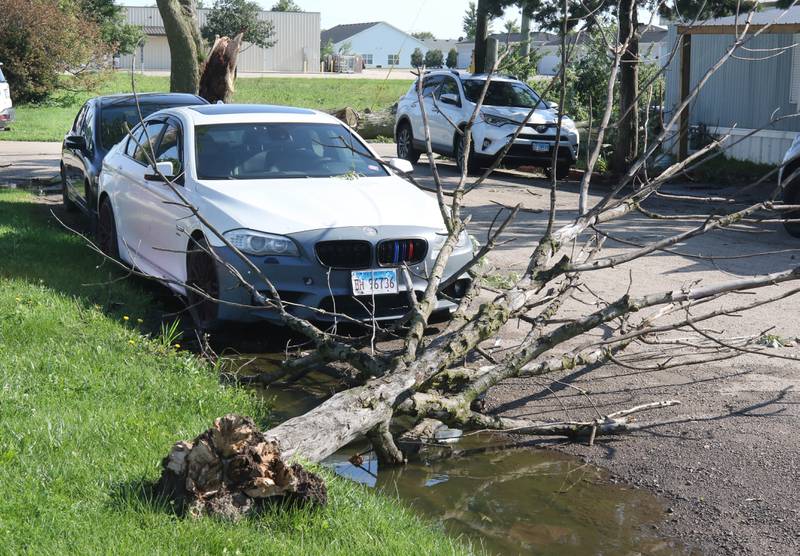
left=327, top=106, right=395, bottom=140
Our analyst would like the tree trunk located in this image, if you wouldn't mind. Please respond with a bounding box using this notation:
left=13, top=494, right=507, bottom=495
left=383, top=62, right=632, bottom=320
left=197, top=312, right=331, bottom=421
left=520, top=6, right=531, bottom=60
left=612, top=1, right=639, bottom=174
left=199, top=34, right=243, bottom=103
left=157, top=0, right=204, bottom=94
left=474, top=0, right=490, bottom=73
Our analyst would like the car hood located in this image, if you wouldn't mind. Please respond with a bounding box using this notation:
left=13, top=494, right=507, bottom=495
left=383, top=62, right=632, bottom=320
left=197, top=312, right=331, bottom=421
left=195, top=175, right=446, bottom=236
left=483, top=106, right=569, bottom=125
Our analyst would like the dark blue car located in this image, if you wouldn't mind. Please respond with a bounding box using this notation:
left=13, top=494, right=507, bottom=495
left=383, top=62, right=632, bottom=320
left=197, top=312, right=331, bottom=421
left=61, top=93, right=208, bottom=223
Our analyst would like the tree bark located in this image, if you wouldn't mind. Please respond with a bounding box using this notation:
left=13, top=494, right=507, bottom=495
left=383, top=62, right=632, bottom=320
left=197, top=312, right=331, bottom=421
left=519, top=6, right=531, bottom=60
left=157, top=0, right=204, bottom=94
left=612, top=0, right=639, bottom=174
left=199, top=34, right=243, bottom=103
left=474, top=0, right=490, bottom=73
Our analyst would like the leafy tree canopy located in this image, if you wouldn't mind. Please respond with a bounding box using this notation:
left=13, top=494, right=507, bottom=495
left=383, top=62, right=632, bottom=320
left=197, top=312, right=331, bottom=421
left=270, top=0, right=302, bottom=11
left=412, top=31, right=435, bottom=40
left=202, top=0, right=276, bottom=48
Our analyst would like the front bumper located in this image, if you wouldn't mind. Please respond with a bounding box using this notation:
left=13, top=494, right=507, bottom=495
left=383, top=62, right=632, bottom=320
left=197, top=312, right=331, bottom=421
left=0, top=107, right=14, bottom=129
left=472, top=122, right=579, bottom=167
left=211, top=225, right=474, bottom=324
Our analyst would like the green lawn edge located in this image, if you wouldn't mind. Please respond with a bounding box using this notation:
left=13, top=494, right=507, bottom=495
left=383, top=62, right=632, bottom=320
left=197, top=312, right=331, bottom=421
left=0, top=189, right=468, bottom=555
left=1, top=73, right=412, bottom=142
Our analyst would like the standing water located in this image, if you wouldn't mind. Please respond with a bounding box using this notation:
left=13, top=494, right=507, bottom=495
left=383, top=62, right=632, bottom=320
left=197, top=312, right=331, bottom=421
left=246, top=358, right=685, bottom=555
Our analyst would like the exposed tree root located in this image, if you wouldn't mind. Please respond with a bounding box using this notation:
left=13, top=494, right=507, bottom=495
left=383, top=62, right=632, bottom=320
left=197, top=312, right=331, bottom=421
left=157, top=414, right=327, bottom=520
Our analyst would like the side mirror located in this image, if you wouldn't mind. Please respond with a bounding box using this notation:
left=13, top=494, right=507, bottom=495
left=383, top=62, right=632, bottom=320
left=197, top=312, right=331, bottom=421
left=546, top=100, right=559, bottom=111
left=386, top=157, right=414, bottom=174
left=440, top=93, right=460, bottom=106
left=65, top=135, right=86, bottom=151
left=144, top=161, right=175, bottom=182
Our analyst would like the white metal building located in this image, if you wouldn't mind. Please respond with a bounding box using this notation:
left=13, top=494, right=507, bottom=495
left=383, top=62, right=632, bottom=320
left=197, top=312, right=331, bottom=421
left=321, top=22, right=430, bottom=69
left=664, top=6, right=800, bottom=165
left=119, top=6, right=320, bottom=73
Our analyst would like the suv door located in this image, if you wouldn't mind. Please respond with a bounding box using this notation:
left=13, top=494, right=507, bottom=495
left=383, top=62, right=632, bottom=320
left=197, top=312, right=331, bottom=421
left=430, top=76, right=464, bottom=153
left=410, top=75, right=443, bottom=146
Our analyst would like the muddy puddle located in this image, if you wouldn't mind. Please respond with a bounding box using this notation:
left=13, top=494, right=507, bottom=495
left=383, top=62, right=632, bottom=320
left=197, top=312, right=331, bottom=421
left=245, top=357, right=685, bottom=555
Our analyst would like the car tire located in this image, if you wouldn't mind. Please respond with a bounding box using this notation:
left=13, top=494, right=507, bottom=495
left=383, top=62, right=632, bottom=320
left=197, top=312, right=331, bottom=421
left=97, top=198, right=119, bottom=261
left=396, top=121, right=421, bottom=164
left=455, top=132, right=481, bottom=175
left=61, top=167, right=78, bottom=212
left=186, top=236, right=220, bottom=330
left=783, top=179, right=800, bottom=238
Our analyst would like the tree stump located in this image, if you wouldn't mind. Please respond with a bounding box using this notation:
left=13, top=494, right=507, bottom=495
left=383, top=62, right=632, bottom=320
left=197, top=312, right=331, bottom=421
left=157, top=414, right=327, bottom=520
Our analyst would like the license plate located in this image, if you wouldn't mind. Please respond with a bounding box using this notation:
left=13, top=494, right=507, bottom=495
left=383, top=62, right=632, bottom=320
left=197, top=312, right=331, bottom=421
left=351, top=269, right=398, bottom=296
left=531, top=141, right=550, bottom=153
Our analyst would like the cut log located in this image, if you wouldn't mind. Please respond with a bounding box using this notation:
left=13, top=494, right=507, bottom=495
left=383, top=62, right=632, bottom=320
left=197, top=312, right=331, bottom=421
left=326, top=106, right=396, bottom=140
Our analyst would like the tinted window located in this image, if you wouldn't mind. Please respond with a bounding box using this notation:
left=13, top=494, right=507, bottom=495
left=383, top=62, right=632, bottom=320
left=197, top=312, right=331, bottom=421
left=133, top=122, right=165, bottom=165
left=462, top=80, right=542, bottom=108
left=100, top=103, right=192, bottom=149
left=156, top=123, right=182, bottom=175
left=82, top=109, right=94, bottom=154
left=194, top=122, right=389, bottom=180
left=125, top=125, right=144, bottom=157
left=73, top=104, right=88, bottom=133
left=437, top=77, right=460, bottom=100
left=421, top=76, right=443, bottom=97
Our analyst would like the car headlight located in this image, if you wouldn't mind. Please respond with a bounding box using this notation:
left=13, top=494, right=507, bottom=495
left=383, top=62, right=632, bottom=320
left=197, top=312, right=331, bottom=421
left=483, top=114, right=520, bottom=127
left=561, top=117, right=578, bottom=134
left=223, top=229, right=299, bottom=257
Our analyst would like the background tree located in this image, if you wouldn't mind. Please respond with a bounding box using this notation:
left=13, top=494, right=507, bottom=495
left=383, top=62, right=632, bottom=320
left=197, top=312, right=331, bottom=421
left=462, top=1, right=485, bottom=40
left=337, top=40, right=352, bottom=55
left=503, top=18, right=520, bottom=34
left=446, top=47, right=458, bottom=69
left=412, top=31, right=435, bottom=40
left=411, top=47, right=424, bottom=68
left=424, top=49, right=444, bottom=68
left=202, top=0, right=276, bottom=48
left=157, top=0, right=205, bottom=93
left=270, top=0, right=302, bottom=11
left=75, top=0, right=143, bottom=55
left=320, top=38, right=334, bottom=59
left=0, top=0, right=106, bottom=102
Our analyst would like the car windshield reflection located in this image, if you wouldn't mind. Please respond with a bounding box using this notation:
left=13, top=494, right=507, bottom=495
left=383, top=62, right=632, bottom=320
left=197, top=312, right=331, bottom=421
left=194, top=122, right=389, bottom=180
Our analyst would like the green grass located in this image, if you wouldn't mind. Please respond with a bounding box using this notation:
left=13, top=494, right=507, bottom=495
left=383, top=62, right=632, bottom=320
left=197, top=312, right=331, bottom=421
left=0, top=189, right=466, bottom=555
left=1, top=72, right=412, bottom=142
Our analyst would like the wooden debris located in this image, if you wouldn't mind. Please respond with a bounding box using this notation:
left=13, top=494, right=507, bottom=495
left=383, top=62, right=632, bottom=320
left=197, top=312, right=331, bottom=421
left=157, top=414, right=326, bottom=519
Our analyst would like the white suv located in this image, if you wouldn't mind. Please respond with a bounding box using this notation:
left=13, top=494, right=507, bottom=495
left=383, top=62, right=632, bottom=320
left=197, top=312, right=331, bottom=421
left=0, top=63, right=13, bottom=130
left=394, top=70, right=579, bottom=179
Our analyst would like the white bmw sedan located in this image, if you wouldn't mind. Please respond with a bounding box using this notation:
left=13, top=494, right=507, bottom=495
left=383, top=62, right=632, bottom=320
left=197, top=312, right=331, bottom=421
left=97, top=104, right=473, bottom=327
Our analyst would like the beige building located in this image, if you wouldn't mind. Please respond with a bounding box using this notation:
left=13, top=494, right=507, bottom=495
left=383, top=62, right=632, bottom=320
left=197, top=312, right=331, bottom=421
left=118, top=6, right=320, bottom=73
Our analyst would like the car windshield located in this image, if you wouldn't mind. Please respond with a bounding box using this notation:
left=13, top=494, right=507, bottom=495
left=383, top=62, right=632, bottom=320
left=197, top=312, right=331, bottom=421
left=100, top=103, right=190, bottom=149
left=194, top=122, right=389, bottom=180
left=0, top=67, right=5, bottom=83
left=462, top=79, right=542, bottom=108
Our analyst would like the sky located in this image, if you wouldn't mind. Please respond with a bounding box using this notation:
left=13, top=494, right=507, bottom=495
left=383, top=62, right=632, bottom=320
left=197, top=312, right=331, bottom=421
left=122, top=1, right=658, bottom=39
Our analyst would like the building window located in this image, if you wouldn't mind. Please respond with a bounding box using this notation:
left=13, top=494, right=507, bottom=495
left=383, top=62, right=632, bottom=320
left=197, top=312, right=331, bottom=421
left=362, top=54, right=373, bottom=65
left=388, top=54, right=400, bottom=66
